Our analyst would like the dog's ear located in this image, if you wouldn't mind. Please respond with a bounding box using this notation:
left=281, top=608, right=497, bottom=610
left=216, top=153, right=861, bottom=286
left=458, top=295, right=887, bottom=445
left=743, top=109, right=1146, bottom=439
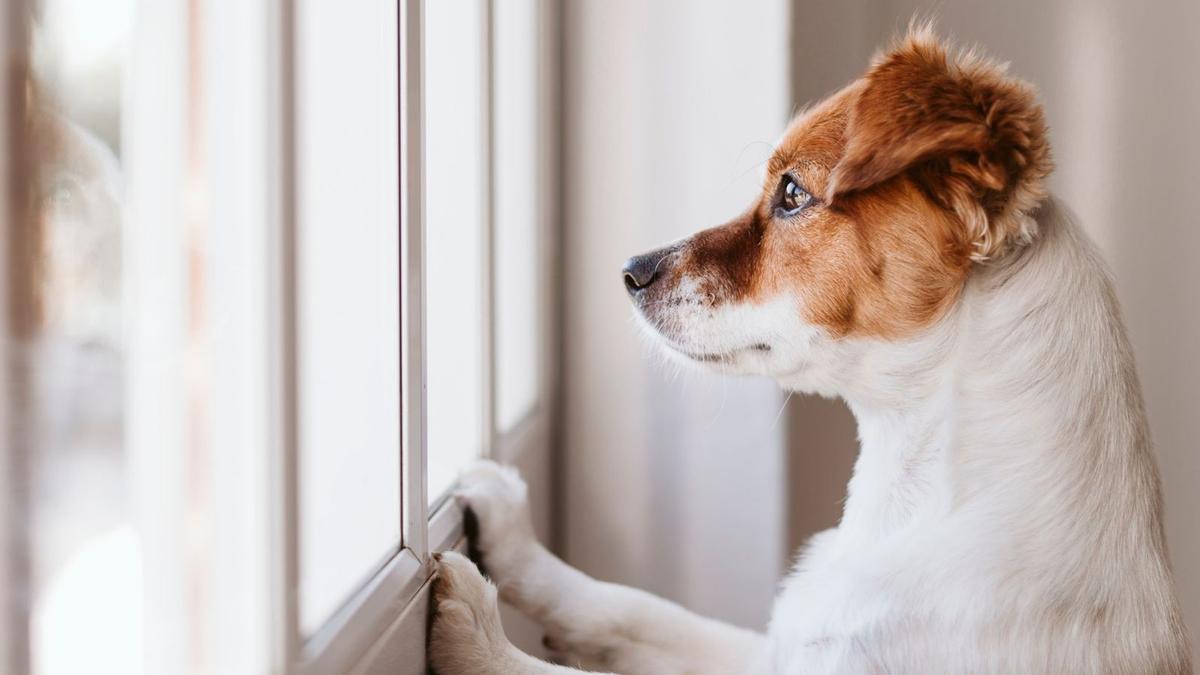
left=827, top=27, right=1052, bottom=260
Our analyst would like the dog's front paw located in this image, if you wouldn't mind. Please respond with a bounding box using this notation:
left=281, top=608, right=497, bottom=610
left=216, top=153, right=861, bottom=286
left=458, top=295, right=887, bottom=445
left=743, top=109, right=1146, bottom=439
left=429, top=551, right=510, bottom=674
left=455, top=460, right=538, bottom=583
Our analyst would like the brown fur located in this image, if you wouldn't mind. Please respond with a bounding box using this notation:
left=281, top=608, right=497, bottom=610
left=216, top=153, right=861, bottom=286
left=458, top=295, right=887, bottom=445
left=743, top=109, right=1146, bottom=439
left=829, top=26, right=1053, bottom=261
left=663, top=27, right=1052, bottom=338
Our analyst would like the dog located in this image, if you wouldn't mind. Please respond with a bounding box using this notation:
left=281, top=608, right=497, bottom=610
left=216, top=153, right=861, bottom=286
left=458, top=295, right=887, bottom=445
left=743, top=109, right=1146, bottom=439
left=428, top=27, right=1192, bottom=674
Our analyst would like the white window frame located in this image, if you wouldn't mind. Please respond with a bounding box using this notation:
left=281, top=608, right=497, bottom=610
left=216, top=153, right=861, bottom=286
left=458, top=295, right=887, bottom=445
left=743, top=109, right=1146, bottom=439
left=285, top=0, right=455, bottom=669
left=4, top=0, right=557, bottom=670
left=278, top=0, right=557, bottom=672
left=291, top=0, right=558, bottom=669
left=135, top=0, right=455, bottom=671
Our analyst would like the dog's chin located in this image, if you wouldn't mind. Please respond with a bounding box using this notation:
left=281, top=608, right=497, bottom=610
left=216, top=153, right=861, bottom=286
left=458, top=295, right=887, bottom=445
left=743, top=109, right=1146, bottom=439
left=633, top=315, right=773, bottom=375
left=665, top=341, right=772, bottom=371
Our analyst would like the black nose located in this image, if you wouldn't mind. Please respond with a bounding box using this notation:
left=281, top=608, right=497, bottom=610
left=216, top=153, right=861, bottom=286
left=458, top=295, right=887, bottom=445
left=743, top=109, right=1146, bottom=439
left=622, top=248, right=673, bottom=296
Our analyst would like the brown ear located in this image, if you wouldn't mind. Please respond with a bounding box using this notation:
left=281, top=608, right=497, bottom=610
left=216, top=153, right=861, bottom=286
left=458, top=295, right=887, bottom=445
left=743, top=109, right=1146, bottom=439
left=827, top=27, right=1052, bottom=260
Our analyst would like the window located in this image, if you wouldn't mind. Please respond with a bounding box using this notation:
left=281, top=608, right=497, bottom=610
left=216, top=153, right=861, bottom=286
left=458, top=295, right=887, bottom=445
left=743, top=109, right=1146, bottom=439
left=2, top=0, right=554, bottom=673
left=24, top=2, right=137, bottom=673
left=424, top=0, right=488, bottom=504
left=493, top=0, right=543, bottom=434
left=294, top=0, right=402, bottom=636
left=423, top=0, right=547, bottom=499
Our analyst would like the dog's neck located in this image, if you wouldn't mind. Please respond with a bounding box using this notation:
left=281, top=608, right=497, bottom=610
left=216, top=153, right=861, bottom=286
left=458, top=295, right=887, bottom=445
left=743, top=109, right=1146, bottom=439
left=817, top=197, right=1164, bottom=550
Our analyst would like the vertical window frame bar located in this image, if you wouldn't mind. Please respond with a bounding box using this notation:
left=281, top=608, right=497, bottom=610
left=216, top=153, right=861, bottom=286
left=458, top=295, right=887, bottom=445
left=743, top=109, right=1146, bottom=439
left=290, top=1, right=434, bottom=670
left=401, top=0, right=429, bottom=559
left=482, top=0, right=498, bottom=461
left=266, top=0, right=300, bottom=669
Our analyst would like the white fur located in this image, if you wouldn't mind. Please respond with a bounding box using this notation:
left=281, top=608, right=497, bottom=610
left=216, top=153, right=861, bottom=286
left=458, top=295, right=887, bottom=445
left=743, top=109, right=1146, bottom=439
left=428, top=197, right=1191, bottom=674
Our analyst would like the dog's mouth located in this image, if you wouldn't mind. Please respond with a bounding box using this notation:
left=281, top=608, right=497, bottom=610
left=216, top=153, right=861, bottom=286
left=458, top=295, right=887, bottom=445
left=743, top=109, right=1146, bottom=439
left=666, top=341, right=772, bottom=364
left=629, top=290, right=774, bottom=366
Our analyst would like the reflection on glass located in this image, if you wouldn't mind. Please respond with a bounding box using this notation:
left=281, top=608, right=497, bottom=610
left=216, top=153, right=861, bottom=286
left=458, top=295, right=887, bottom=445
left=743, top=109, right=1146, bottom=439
left=27, top=1, right=139, bottom=673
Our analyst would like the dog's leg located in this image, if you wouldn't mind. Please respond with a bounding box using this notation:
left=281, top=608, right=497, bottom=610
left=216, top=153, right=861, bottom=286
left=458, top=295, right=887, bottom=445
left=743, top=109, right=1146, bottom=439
left=429, top=551, right=605, bottom=674
left=453, top=461, right=768, bottom=675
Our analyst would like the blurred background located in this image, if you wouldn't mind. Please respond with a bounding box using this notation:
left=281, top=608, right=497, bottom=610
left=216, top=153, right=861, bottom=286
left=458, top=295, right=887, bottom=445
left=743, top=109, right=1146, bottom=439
left=2, top=0, right=1196, bottom=673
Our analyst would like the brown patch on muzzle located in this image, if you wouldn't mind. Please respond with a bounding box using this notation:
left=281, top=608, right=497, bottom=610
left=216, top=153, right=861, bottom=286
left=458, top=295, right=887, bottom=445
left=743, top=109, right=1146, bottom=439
left=674, top=208, right=765, bottom=304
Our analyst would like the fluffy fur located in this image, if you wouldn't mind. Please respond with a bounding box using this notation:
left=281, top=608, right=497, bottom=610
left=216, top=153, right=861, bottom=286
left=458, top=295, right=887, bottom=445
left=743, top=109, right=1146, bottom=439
left=428, top=28, right=1191, bottom=674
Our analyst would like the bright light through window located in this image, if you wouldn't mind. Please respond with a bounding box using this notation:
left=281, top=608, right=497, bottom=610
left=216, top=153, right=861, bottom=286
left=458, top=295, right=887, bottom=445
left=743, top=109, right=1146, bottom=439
left=28, top=1, right=138, bottom=673
left=424, top=0, right=487, bottom=504
left=15, top=0, right=550, bottom=669
left=494, top=0, right=542, bottom=432
left=295, top=0, right=401, bottom=635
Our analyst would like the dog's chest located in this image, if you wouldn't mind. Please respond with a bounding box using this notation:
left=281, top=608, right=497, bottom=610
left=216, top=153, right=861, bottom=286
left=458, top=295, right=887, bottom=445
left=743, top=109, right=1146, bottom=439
left=766, top=557, right=890, bottom=674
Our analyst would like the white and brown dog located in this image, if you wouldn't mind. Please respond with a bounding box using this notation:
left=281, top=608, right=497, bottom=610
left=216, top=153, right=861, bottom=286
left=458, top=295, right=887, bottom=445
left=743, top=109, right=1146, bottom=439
left=428, top=28, right=1192, bottom=674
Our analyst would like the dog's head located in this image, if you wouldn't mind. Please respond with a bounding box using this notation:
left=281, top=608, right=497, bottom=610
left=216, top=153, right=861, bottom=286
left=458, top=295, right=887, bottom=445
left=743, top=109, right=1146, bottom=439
left=625, top=28, right=1051, bottom=389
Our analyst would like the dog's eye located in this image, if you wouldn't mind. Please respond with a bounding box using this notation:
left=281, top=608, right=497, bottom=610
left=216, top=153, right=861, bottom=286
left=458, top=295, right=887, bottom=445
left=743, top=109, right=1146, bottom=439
left=777, top=176, right=813, bottom=215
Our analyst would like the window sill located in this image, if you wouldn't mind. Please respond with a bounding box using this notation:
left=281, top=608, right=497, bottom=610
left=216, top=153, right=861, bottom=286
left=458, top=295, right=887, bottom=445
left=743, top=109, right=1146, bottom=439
left=297, top=497, right=464, bottom=675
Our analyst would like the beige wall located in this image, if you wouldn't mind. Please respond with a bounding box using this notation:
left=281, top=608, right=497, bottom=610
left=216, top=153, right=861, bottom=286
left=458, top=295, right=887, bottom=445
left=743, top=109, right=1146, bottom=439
left=787, top=0, right=1200, bottom=661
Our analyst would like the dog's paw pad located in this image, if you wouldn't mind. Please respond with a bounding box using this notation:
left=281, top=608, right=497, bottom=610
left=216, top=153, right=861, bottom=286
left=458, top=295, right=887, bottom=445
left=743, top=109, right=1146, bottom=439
left=429, top=552, right=507, bottom=673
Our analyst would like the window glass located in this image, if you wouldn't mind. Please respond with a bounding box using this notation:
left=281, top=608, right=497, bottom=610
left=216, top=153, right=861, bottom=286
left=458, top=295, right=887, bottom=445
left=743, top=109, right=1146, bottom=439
left=27, top=1, right=138, bottom=671
left=493, top=0, right=541, bottom=432
left=295, top=0, right=401, bottom=635
left=16, top=0, right=548, bottom=669
left=424, top=0, right=487, bottom=503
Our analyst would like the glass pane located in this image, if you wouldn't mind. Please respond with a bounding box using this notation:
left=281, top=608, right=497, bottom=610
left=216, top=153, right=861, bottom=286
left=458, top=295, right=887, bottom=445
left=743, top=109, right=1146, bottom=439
left=424, top=0, right=486, bottom=504
left=295, top=0, right=401, bottom=635
left=493, top=0, right=541, bottom=432
left=26, top=1, right=140, bottom=673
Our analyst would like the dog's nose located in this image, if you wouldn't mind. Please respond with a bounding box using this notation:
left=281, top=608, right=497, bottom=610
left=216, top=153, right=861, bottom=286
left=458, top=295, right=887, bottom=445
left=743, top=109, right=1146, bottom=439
left=622, top=249, right=670, bottom=295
